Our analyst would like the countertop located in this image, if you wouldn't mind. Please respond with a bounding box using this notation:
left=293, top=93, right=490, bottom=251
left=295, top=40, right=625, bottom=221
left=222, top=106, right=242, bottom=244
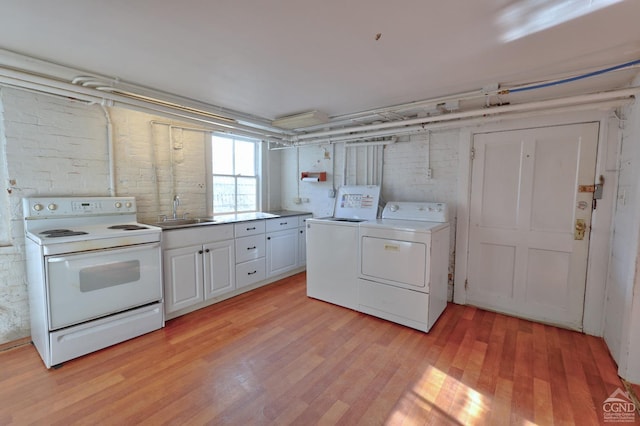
left=148, top=210, right=312, bottom=230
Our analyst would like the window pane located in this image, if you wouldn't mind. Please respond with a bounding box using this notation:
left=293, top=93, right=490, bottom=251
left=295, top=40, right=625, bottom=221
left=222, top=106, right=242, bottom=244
left=236, top=177, right=257, bottom=212
left=235, top=140, right=255, bottom=176
left=212, top=136, right=233, bottom=175
left=212, top=176, right=236, bottom=214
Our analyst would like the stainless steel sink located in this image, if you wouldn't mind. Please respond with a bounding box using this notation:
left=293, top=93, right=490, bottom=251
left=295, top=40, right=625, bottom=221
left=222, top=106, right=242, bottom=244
left=153, top=217, right=217, bottom=228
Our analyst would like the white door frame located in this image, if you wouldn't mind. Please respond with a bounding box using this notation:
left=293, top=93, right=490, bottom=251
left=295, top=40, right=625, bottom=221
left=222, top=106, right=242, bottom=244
left=454, top=109, right=620, bottom=336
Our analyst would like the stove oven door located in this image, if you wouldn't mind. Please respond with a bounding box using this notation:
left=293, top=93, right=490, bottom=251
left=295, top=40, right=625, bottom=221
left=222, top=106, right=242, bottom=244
left=45, top=243, right=162, bottom=330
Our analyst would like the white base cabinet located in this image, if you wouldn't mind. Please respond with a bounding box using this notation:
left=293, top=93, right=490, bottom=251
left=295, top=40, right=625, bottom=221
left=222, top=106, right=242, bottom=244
left=163, top=224, right=235, bottom=314
left=162, top=213, right=311, bottom=319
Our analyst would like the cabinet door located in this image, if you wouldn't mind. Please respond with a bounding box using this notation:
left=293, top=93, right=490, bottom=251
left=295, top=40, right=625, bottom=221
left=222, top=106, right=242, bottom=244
left=298, top=226, right=307, bottom=267
left=266, top=228, right=298, bottom=277
left=203, top=240, right=235, bottom=299
left=164, top=246, right=203, bottom=313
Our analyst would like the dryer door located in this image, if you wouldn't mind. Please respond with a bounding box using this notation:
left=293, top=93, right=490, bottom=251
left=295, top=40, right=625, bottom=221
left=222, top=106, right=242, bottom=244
left=360, top=236, right=429, bottom=290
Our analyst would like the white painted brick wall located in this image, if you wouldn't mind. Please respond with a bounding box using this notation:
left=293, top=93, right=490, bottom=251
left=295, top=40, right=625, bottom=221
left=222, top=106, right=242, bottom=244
left=0, top=88, right=113, bottom=344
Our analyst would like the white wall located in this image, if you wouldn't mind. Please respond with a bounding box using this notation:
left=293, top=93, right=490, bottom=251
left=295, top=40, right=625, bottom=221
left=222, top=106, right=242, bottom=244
left=604, top=80, right=640, bottom=382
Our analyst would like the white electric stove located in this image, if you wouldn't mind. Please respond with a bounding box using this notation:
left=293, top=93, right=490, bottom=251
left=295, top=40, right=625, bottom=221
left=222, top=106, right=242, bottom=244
left=23, top=196, right=164, bottom=368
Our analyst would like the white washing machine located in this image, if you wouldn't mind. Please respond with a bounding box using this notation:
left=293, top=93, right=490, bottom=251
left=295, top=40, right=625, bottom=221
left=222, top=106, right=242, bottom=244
left=306, top=185, right=380, bottom=310
left=358, top=201, right=450, bottom=332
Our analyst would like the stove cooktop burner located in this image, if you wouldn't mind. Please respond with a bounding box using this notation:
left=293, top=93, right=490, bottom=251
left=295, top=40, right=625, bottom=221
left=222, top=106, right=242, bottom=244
left=40, top=229, right=89, bottom=238
left=108, top=224, right=149, bottom=230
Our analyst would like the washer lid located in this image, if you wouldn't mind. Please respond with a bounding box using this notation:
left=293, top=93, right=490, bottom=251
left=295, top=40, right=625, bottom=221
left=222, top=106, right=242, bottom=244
left=333, top=185, right=380, bottom=220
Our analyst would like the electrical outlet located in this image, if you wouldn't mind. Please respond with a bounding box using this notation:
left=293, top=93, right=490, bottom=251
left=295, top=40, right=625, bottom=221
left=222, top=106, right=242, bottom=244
left=302, top=198, right=309, bottom=203
left=426, top=168, right=432, bottom=179
left=293, top=197, right=302, bottom=204
left=328, top=189, right=336, bottom=198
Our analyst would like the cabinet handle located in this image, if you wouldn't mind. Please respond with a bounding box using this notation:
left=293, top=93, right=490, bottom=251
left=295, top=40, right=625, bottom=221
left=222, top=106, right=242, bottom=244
left=280, top=222, right=288, bottom=226
left=248, top=270, right=257, bottom=275
left=198, top=250, right=203, bottom=254
left=300, top=230, right=303, bottom=234
left=247, top=246, right=256, bottom=250
left=267, top=237, right=271, bottom=240
left=247, top=226, right=256, bottom=231
left=205, top=249, right=210, bottom=253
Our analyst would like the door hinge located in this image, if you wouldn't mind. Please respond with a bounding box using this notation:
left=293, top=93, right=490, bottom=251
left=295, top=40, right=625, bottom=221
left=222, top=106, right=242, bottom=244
left=470, top=147, right=475, bottom=160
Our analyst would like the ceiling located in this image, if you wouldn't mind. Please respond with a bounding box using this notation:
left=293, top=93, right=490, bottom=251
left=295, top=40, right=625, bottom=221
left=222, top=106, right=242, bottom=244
left=1, top=0, right=640, bottom=122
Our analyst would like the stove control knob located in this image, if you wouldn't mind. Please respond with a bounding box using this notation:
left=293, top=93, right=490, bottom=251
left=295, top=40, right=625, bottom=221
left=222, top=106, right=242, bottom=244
left=33, top=203, right=43, bottom=211
left=115, top=202, right=122, bottom=208
left=48, top=203, right=57, bottom=211
left=125, top=202, right=132, bottom=208
left=389, top=204, right=399, bottom=212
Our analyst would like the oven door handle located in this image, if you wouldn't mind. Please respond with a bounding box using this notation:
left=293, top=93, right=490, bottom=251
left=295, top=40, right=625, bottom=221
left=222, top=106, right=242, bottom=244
left=46, top=242, right=161, bottom=262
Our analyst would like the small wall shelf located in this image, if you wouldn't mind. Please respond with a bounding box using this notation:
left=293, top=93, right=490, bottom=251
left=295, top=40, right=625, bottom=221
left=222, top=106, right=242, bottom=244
left=301, top=172, right=327, bottom=182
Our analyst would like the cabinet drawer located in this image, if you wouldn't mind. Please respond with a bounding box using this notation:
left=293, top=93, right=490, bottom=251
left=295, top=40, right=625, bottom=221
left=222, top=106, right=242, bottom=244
left=266, top=217, right=297, bottom=232
left=234, top=220, right=265, bottom=237
left=298, top=214, right=313, bottom=227
left=236, top=258, right=266, bottom=288
left=235, top=234, right=265, bottom=263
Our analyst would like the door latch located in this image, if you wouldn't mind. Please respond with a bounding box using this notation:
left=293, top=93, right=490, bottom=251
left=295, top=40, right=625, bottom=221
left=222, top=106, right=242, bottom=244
left=575, top=219, right=586, bottom=240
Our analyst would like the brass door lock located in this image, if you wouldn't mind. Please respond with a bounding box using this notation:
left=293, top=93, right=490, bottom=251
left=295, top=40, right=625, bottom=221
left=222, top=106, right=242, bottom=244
left=575, top=219, right=586, bottom=240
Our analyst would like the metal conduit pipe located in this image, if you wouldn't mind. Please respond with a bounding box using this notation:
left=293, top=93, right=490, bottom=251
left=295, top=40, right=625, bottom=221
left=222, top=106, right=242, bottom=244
left=319, top=62, right=640, bottom=128
left=293, top=87, right=640, bottom=142
left=0, top=74, right=104, bottom=105
left=100, top=105, right=116, bottom=196
left=0, top=67, right=290, bottom=142
left=107, top=100, right=287, bottom=144
left=294, top=99, right=632, bottom=147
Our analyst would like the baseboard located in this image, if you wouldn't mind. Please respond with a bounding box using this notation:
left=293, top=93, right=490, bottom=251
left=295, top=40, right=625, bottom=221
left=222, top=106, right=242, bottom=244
left=0, top=336, right=31, bottom=352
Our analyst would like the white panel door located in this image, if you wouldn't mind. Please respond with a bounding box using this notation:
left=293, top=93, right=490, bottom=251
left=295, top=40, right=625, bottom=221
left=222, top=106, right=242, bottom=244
left=466, top=123, right=598, bottom=330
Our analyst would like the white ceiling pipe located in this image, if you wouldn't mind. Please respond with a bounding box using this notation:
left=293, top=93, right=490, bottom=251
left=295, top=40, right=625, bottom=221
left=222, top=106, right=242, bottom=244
left=324, top=63, right=640, bottom=127
left=0, top=66, right=290, bottom=142
left=345, top=138, right=397, bottom=147
left=1, top=73, right=289, bottom=144
left=92, top=86, right=288, bottom=139
left=315, top=90, right=484, bottom=126
left=0, top=75, right=105, bottom=105
left=295, top=98, right=633, bottom=146
left=293, top=87, right=640, bottom=142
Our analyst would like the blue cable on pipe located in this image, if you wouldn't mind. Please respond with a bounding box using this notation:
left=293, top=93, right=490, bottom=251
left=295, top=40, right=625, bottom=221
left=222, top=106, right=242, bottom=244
left=508, top=59, right=640, bottom=94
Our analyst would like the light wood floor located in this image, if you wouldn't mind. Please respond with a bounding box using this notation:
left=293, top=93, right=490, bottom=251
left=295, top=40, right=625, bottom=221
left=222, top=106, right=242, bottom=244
left=0, top=272, right=632, bottom=425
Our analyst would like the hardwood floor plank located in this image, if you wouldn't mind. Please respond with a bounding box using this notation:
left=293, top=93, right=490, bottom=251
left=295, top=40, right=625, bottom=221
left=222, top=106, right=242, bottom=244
left=0, top=272, right=632, bottom=425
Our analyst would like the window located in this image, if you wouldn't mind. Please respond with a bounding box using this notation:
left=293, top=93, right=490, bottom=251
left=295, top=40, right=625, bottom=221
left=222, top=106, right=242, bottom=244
left=210, top=134, right=260, bottom=215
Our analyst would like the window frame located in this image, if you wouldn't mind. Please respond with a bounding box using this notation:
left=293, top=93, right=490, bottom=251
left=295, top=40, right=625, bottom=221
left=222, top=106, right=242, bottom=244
left=206, top=133, right=262, bottom=216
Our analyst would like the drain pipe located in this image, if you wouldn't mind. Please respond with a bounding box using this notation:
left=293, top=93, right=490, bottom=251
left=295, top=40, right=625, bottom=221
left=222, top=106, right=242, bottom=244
left=101, top=104, right=116, bottom=196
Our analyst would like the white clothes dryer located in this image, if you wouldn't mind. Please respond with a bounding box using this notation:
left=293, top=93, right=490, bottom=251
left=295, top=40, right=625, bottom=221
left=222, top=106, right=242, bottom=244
left=357, top=202, right=450, bottom=332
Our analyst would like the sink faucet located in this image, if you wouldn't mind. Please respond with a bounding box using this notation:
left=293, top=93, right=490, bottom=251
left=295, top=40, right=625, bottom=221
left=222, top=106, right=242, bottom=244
left=172, top=195, right=180, bottom=219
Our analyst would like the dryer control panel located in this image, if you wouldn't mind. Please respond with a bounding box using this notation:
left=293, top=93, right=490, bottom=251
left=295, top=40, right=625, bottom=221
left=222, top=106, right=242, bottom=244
left=381, top=202, right=448, bottom=222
